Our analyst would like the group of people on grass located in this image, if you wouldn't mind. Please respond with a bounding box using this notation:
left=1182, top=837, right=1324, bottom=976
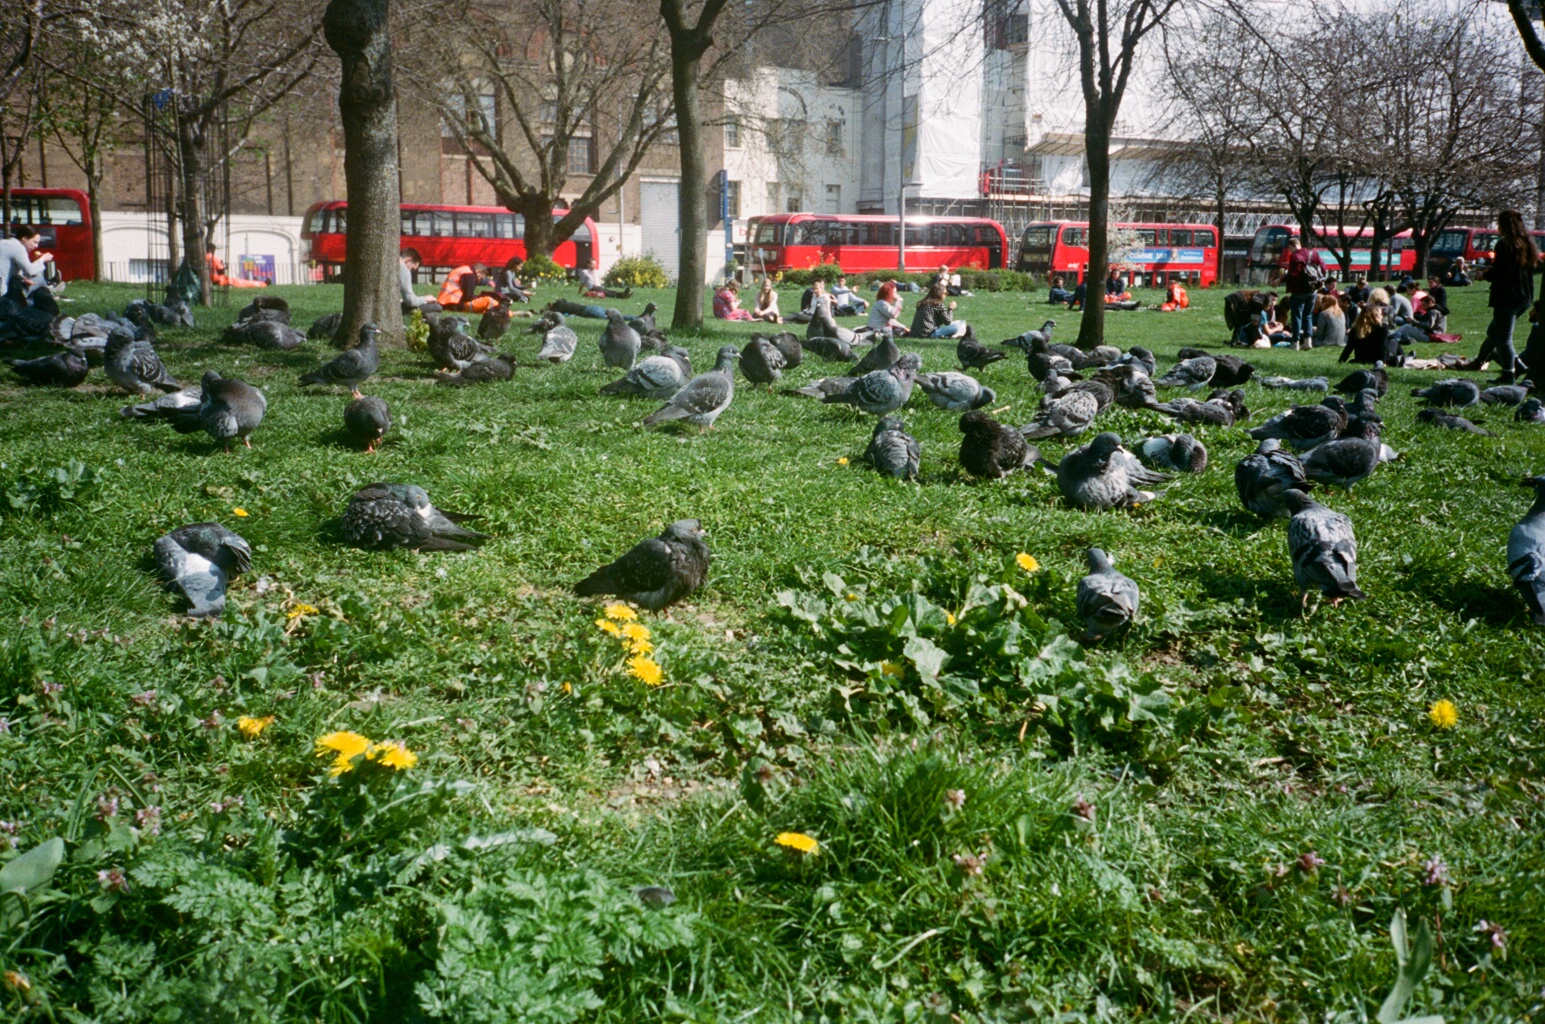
left=395, top=250, right=631, bottom=318
left=713, top=263, right=975, bottom=339
left=1044, top=268, right=1186, bottom=312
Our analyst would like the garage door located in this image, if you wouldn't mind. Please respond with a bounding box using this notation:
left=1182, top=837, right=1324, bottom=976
left=639, top=179, right=680, bottom=281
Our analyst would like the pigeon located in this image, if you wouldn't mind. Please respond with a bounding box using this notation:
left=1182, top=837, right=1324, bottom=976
left=864, top=415, right=921, bottom=480
left=644, top=346, right=738, bottom=429
left=1038, top=367, right=1076, bottom=395
left=1209, top=355, right=1256, bottom=388
left=0, top=282, right=60, bottom=344
left=1136, top=434, right=1208, bottom=474
left=189, top=371, right=267, bottom=451
left=1335, top=364, right=1389, bottom=397
left=104, top=327, right=180, bottom=395
left=535, top=312, right=579, bottom=364
left=124, top=296, right=193, bottom=330
left=1300, top=430, right=1399, bottom=489
left=1056, top=432, right=1170, bottom=510
left=154, top=522, right=252, bottom=618
left=1508, top=475, right=1545, bottom=625
left=1416, top=408, right=1492, bottom=434
left=234, top=296, right=290, bottom=324
left=1076, top=548, right=1140, bottom=642
left=478, top=305, right=512, bottom=341
left=957, top=330, right=1006, bottom=370
left=783, top=376, right=855, bottom=399
left=1018, top=338, right=1077, bottom=381
left=428, top=316, right=494, bottom=371
left=917, top=371, right=995, bottom=412
left=822, top=352, right=921, bottom=416
left=1411, top=379, right=1481, bottom=407
left=1155, top=356, right=1216, bottom=389
left=341, top=483, right=489, bottom=552
left=6, top=345, right=88, bottom=387
left=802, top=334, right=855, bottom=362
left=224, top=317, right=306, bottom=351
left=1095, top=365, right=1159, bottom=410
left=740, top=335, right=786, bottom=387
left=1008, top=319, right=1057, bottom=351
left=1235, top=438, right=1312, bottom=520
left=1020, top=388, right=1100, bottom=439
left=1054, top=377, right=1115, bottom=413
left=1261, top=375, right=1330, bottom=392
left=310, top=312, right=343, bottom=343
left=846, top=336, right=901, bottom=378
left=624, top=302, right=660, bottom=336
left=437, top=352, right=515, bottom=386
left=958, top=409, right=1038, bottom=479
left=807, top=296, right=859, bottom=345
left=121, top=384, right=200, bottom=420
left=300, top=323, right=380, bottom=388
left=1283, top=490, right=1365, bottom=606
left=574, top=519, right=711, bottom=611
left=768, top=332, right=803, bottom=369
left=1342, top=389, right=1382, bottom=436
left=1154, top=396, right=1235, bottom=428
left=1206, top=388, right=1251, bottom=424
left=601, top=346, right=692, bottom=399
left=1517, top=398, right=1545, bottom=422
left=1481, top=382, right=1533, bottom=406
left=1174, top=347, right=1212, bottom=361
left=1105, top=346, right=1157, bottom=377
left=1247, top=400, right=1346, bottom=450
left=344, top=391, right=391, bottom=452
left=599, top=308, right=642, bottom=370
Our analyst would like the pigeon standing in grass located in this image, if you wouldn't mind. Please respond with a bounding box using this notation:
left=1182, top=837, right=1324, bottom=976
left=574, top=519, right=710, bottom=611
left=428, top=316, right=494, bottom=371
left=1283, top=490, right=1365, bottom=608
left=740, top=335, right=786, bottom=387
left=1516, top=398, right=1545, bottom=422
left=104, top=326, right=180, bottom=395
left=599, top=308, right=642, bottom=370
left=958, top=410, right=1038, bottom=480
left=154, top=522, right=252, bottom=618
left=957, top=330, right=1006, bottom=370
left=1508, top=475, right=1545, bottom=625
left=1056, top=432, right=1170, bottom=509
left=769, top=332, right=803, bottom=368
left=144, top=371, right=267, bottom=451
left=601, top=346, right=692, bottom=399
left=341, top=483, right=489, bottom=552
left=846, top=336, right=900, bottom=378
left=644, top=346, right=738, bottom=429
left=1236, top=439, right=1312, bottom=520
left=1411, top=378, right=1481, bottom=407
left=1417, top=408, right=1492, bottom=435
left=6, top=345, right=88, bottom=387
left=1209, top=354, right=1256, bottom=387
left=436, top=352, right=516, bottom=386
left=300, top=323, right=380, bottom=389
left=1336, top=364, right=1389, bottom=397
left=536, top=312, right=578, bottom=364
left=917, top=371, right=995, bottom=412
left=1246, top=400, right=1346, bottom=450
left=1008, top=319, right=1057, bottom=351
left=1021, top=388, right=1100, bottom=439
left=1076, top=548, right=1139, bottom=642
left=864, top=416, right=921, bottom=480
left=1136, top=434, right=1208, bottom=474
left=822, top=352, right=921, bottom=416
left=344, top=391, right=391, bottom=453
left=310, top=312, right=343, bottom=343
left=1155, top=355, right=1216, bottom=389
left=1300, top=424, right=1399, bottom=489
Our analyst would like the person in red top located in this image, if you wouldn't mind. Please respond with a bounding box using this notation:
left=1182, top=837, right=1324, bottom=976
left=712, top=279, right=755, bottom=321
left=206, top=244, right=268, bottom=288
left=1275, top=237, right=1327, bottom=346
left=438, top=264, right=501, bottom=313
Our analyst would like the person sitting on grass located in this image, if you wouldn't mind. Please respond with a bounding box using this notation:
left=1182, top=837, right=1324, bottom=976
left=1310, top=294, right=1345, bottom=349
left=1104, top=266, right=1132, bottom=303
left=1068, top=280, right=1088, bottom=310
left=1047, top=274, right=1076, bottom=305
left=577, top=257, right=632, bottom=300
left=909, top=283, right=967, bottom=338
left=713, top=279, right=756, bottom=321
left=1443, top=257, right=1472, bottom=287
left=437, top=263, right=501, bottom=313
left=867, top=281, right=910, bottom=336
left=493, top=257, right=532, bottom=304
left=1340, top=302, right=1404, bottom=365
left=206, top=244, right=268, bottom=289
left=831, top=275, right=868, bottom=315
left=398, top=248, right=440, bottom=313
left=751, top=278, right=782, bottom=323
left=1158, top=279, right=1189, bottom=311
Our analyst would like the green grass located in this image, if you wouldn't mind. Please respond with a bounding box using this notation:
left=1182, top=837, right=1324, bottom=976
left=1, top=280, right=1542, bottom=1023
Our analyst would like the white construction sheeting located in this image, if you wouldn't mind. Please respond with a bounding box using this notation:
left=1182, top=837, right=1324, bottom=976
left=913, top=0, right=983, bottom=200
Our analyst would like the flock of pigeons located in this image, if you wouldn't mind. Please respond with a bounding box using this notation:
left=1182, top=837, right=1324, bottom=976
left=3, top=275, right=1545, bottom=635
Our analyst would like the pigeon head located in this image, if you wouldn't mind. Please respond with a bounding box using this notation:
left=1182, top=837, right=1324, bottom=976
left=893, top=352, right=922, bottom=374
left=1173, top=435, right=1207, bottom=473
left=1029, top=336, right=1049, bottom=354
left=1086, top=547, right=1114, bottom=572
left=383, top=483, right=432, bottom=512
left=1282, top=490, right=1319, bottom=514
left=713, top=345, right=740, bottom=371
left=663, top=519, right=704, bottom=540
left=606, top=309, right=625, bottom=322
left=358, top=323, right=381, bottom=347
left=1088, top=432, right=1125, bottom=462
left=1257, top=438, right=1284, bottom=454
left=958, top=409, right=995, bottom=435
left=642, top=302, right=658, bottom=316
left=874, top=415, right=905, bottom=436
left=1041, top=319, right=1057, bottom=331
left=104, top=326, right=137, bottom=356
left=972, top=386, right=997, bottom=409
left=1321, top=395, right=1348, bottom=414
left=199, top=370, right=224, bottom=389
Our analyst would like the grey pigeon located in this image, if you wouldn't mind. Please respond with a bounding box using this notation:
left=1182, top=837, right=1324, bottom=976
left=234, top=295, right=290, bottom=324
left=1481, top=382, right=1533, bottom=406
left=957, top=330, right=1006, bottom=370
left=185, top=371, right=267, bottom=451
left=436, top=352, right=515, bottom=386
left=1416, top=407, right=1492, bottom=434
left=847, top=336, right=901, bottom=378
left=300, top=323, right=380, bottom=388
left=310, top=312, right=343, bottom=343
left=1095, top=365, right=1159, bottom=410
left=154, top=522, right=252, bottom=618
left=917, top=371, right=995, bottom=412
left=1516, top=398, right=1545, bottom=422
left=624, top=302, right=659, bottom=336
left=124, top=295, right=194, bottom=330
left=1020, top=388, right=1099, bottom=439
left=1136, top=434, right=1208, bottom=474
left=958, top=409, right=1038, bottom=479
left=1038, top=367, right=1076, bottom=394
left=344, top=392, right=391, bottom=453
left=1411, top=378, right=1481, bottom=407
left=1056, top=432, right=1170, bottom=510
left=573, top=519, right=710, bottom=611
left=740, top=336, right=786, bottom=387
left=1283, top=490, right=1365, bottom=606
left=1105, top=346, right=1157, bottom=377
left=1508, top=475, right=1545, bottom=625
left=341, top=482, right=489, bottom=552
left=1247, top=400, right=1346, bottom=450
left=783, top=376, right=855, bottom=399
left=1209, top=355, right=1255, bottom=387
left=807, top=294, right=859, bottom=346
left=1335, top=364, right=1388, bottom=397
left=478, top=305, right=512, bottom=341
left=1261, top=375, right=1330, bottom=392
left=121, top=384, right=200, bottom=420
left=536, top=313, right=579, bottom=364
left=104, top=326, right=180, bottom=395
left=1235, top=439, right=1312, bottom=520
left=1207, top=388, right=1251, bottom=424
left=6, top=346, right=88, bottom=387
left=600, top=346, right=692, bottom=399
left=822, top=352, right=921, bottom=416
left=600, top=308, right=642, bottom=370
left=228, top=318, right=306, bottom=351
left=1007, top=319, right=1057, bottom=351
left=1154, top=356, right=1216, bottom=389
left=428, top=316, right=495, bottom=371
left=1300, top=432, right=1398, bottom=489
left=1154, top=396, right=1235, bottom=428
left=1051, top=377, right=1114, bottom=413
left=864, top=415, right=920, bottom=480
left=802, top=335, right=855, bottom=362
left=644, top=345, right=738, bottom=429
left=1018, top=338, right=1076, bottom=381
left=768, top=332, right=803, bottom=368
left=1076, top=548, right=1139, bottom=641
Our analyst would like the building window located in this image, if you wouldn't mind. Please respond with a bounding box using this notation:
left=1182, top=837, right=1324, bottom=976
left=824, top=119, right=844, bottom=157
left=725, top=119, right=741, bottom=148
left=443, top=86, right=496, bottom=138
left=786, top=188, right=803, bottom=212
left=569, top=135, right=594, bottom=175
left=765, top=181, right=781, bottom=213
left=824, top=184, right=841, bottom=213
left=725, top=179, right=741, bottom=218
left=540, top=100, right=557, bottom=124
left=984, top=0, right=1029, bottom=49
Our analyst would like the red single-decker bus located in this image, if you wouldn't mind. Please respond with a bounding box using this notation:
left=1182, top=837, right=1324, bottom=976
left=744, top=213, right=1008, bottom=274
left=5, top=188, right=95, bottom=282
left=1016, top=221, right=1220, bottom=287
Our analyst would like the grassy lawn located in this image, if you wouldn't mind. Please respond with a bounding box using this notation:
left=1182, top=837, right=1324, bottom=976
left=1, top=279, right=1542, bottom=1022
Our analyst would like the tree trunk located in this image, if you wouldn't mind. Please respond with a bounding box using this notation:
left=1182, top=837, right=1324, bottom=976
left=325, top=0, right=404, bottom=347
left=87, top=166, right=103, bottom=281
left=1076, top=115, right=1110, bottom=351
left=176, top=115, right=211, bottom=305
left=670, top=46, right=707, bottom=329
left=1214, top=178, right=1226, bottom=287
left=518, top=194, right=554, bottom=259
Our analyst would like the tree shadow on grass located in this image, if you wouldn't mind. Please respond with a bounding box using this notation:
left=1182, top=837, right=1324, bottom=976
left=1194, top=573, right=1304, bottom=624
left=1395, top=565, right=1522, bottom=627
left=1194, top=508, right=1275, bottom=539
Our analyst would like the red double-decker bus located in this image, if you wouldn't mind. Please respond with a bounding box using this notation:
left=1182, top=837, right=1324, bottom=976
left=1016, top=221, right=1220, bottom=287
left=1428, top=225, right=1545, bottom=273
left=1248, top=224, right=1417, bottom=279
left=743, top=213, right=1008, bottom=274
left=303, top=201, right=597, bottom=280
left=5, top=188, right=95, bottom=282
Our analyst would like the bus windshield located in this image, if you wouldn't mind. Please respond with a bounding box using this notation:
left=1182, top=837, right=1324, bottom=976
left=1250, top=227, right=1291, bottom=264
left=1020, top=225, right=1054, bottom=252
left=754, top=221, right=781, bottom=245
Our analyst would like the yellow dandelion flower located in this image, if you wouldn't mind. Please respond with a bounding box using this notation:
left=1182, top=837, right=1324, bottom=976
left=1428, top=700, right=1458, bottom=730
left=775, top=832, right=820, bottom=855
left=372, top=740, right=419, bottom=770
left=561, top=681, right=573, bottom=695
left=845, top=592, right=859, bottom=601
left=596, top=619, right=622, bottom=637
left=945, top=612, right=957, bottom=626
left=604, top=603, right=638, bottom=622
left=622, top=622, right=651, bottom=644
left=237, top=715, right=274, bottom=739
left=327, top=754, right=355, bottom=777
left=232, top=507, right=249, bottom=518
left=880, top=661, right=905, bottom=678
left=629, top=637, right=654, bottom=656
left=315, top=730, right=372, bottom=773
left=286, top=603, right=319, bottom=620
left=1016, top=553, right=1039, bottom=573
left=628, top=655, right=663, bottom=686
left=837, top=457, right=849, bottom=466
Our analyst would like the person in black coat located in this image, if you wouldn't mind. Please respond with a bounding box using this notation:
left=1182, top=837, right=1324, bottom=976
left=1466, top=210, right=1539, bottom=383
left=1340, top=303, right=1403, bottom=365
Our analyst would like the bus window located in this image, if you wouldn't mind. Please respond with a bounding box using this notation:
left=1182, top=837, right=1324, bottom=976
left=1061, top=226, right=1086, bottom=248
left=1194, top=228, right=1216, bottom=247
left=430, top=211, right=455, bottom=238
left=36, top=196, right=84, bottom=224
left=794, top=221, right=827, bottom=246
left=1432, top=229, right=1467, bottom=255
left=860, top=222, right=892, bottom=246
left=947, top=224, right=968, bottom=246
left=495, top=213, right=516, bottom=239
left=457, top=213, right=494, bottom=238
left=1020, top=225, right=1054, bottom=252
left=570, top=222, right=592, bottom=243
left=401, top=210, right=420, bottom=235
left=1473, top=232, right=1498, bottom=253
left=1168, top=230, right=1191, bottom=246
left=333, top=208, right=347, bottom=235
left=754, top=221, right=782, bottom=245
left=1249, top=227, right=1290, bottom=264
left=306, top=208, right=328, bottom=235
left=1132, top=228, right=1157, bottom=245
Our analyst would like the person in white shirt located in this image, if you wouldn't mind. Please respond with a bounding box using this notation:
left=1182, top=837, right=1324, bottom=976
left=577, top=257, right=631, bottom=299
left=830, top=275, right=867, bottom=315
left=0, top=225, right=53, bottom=295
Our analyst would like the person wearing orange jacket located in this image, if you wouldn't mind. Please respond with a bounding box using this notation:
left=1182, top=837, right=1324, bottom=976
left=1159, top=280, right=1189, bottom=311
left=206, top=245, right=268, bottom=288
left=437, top=263, right=501, bottom=312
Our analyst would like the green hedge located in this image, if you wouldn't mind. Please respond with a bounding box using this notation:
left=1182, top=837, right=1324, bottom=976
left=519, top=253, right=568, bottom=283
left=778, top=269, right=1040, bottom=293
left=605, top=255, right=671, bottom=289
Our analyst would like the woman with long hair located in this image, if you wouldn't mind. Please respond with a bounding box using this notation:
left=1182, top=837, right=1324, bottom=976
left=1310, top=293, right=1345, bottom=349
left=751, top=277, right=782, bottom=323
left=1340, top=302, right=1399, bottom=365
left=1467, top=210, right=1539, bottom=382
left=867, top=280, right=909, bottom=335
left=910, top=282, right=967, bottom=338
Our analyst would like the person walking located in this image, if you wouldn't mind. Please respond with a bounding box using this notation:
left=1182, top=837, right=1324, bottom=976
left=1277, top=237, right=1327, bottom=347
left=1465, top=210, right=1539, bottom=384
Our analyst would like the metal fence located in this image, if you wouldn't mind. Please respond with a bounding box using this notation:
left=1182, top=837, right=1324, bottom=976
left=101, top=261, right=322, bottom=287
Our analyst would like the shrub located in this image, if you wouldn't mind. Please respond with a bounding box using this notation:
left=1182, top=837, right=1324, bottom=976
left=604, top=255, right=670, bottom=289
left=404, top=308, right=430, bottom=352
left=779, top=262, right=845, bottom=287
left=518, top=253, right=568, bottom=283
